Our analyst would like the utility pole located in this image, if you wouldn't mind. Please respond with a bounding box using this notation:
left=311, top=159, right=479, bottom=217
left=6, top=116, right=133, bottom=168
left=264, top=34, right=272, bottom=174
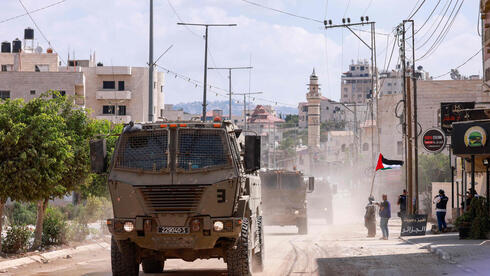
left=208, top=66, right=253, bottom=120
left=325, top=16, right=377, bottom=167
left=148, top=0, right=154, bottom=122
left=234, top=92, right=263, bottom=128
left=177, top=23, right=237, bottom=121
left=406, top=74, right=413, bottom=215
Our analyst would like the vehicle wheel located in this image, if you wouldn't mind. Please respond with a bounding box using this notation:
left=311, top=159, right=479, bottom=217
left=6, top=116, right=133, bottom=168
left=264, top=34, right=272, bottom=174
left=142, top=258, right=164, bottom=273
left=111, top=237, right=139, bottom=276
left=227, top=218, right=252, bottom=276
left=297, top=217, right=308, bottom=235
left=252, top=216, right=264, bottom=272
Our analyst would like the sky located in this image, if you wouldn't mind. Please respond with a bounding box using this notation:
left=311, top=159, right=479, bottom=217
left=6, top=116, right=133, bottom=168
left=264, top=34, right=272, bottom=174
left=0, top=0, right=482, bottom=107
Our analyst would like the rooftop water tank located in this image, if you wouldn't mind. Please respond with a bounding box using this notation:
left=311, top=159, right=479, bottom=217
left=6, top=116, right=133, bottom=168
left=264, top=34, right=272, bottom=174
left=12, top=39, right=21, bottom=53
left=24, top=28, right=34, bottom=40
left=1, top=41, right=11, bottom=53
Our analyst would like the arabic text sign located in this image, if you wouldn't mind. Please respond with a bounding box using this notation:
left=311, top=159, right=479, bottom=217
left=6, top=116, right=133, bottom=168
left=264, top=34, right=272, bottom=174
left=400, top=214, right=427, bottom=236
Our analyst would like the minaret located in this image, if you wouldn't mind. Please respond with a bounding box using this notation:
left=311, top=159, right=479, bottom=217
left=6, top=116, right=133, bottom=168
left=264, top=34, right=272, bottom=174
left=307, top=68, right=321, bottom=149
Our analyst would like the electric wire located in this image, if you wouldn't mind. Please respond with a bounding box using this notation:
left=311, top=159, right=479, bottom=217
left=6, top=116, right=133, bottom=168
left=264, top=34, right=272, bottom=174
left=407, top=0, right=422, bottom=19
left=17, top=0, right=65, bottom=64
left=415, top=0, right=452, bottom=43
left=416, top=0, right=464, bottom=61
left=410, top=0, right=442, bottom=37
left=408, top=0, right=426, bottom=20
left=415, top=0, right=456, bottom=51
left=156, top=64, right=296, bottom=107
left=363, top=0, right=374, bottom=15
left=432, top=48, right=483, bottom=79
left=240, top=0, right=322, bottom=24
left=0, top=0, right=67, bottom=24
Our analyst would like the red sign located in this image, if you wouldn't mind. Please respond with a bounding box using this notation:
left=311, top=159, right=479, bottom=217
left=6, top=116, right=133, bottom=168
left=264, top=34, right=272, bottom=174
left=422, top=128, right=446, bottom=153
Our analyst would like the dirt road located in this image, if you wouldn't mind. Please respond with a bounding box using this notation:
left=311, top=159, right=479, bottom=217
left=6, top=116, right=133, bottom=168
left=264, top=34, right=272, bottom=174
left=5, top=218, right=469, bottom=276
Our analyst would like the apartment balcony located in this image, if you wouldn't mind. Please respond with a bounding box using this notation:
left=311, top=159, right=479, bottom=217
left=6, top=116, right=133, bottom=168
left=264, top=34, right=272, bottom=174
left=95, top=66, right=132, bottom=75
left=96, top=90, right=132, bottom=100
left=96, top=115, right=132, bottom=124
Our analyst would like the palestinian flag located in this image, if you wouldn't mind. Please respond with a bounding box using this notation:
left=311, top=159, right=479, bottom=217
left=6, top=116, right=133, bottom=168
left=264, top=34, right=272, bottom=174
left=375, top=154, right=403, bottom=171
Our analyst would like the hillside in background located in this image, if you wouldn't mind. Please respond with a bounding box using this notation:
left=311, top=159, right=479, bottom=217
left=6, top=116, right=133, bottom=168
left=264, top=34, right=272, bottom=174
left=173, top=100, right=297, bottom=116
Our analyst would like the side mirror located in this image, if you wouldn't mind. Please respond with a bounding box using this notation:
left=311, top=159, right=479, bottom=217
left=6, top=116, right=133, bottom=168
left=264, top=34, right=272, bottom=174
left=90, top=139, right=107, bottom=173
left=307, top=177, right=315, bottom=193
left=244, top=135, right=261, bottom=173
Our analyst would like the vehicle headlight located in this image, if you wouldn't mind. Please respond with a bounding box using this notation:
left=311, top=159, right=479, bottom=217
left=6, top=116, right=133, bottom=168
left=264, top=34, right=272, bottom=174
left=294, top=210, right=299, bottom=215
left=124, top=221, right=134, bottom=232
left=213, top=221, right=224, bottom=231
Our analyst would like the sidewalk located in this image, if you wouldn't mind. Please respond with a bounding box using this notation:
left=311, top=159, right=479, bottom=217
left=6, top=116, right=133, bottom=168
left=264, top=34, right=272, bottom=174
left=0, top=240, right=110, bottom=272
left=399, top=223, right=490, bottom=273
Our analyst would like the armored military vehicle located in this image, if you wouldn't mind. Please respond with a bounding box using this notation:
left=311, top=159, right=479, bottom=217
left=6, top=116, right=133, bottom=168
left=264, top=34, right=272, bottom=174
left=90, top=120, right=263, bottom=276
left=306, top=177, right=336, bottom=224
left=259, top=170, right=314, bottom=234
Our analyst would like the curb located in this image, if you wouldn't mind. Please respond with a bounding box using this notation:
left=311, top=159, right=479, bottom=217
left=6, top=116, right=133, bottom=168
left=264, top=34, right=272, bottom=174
left=0, top=241, right=110, bottom=272
left=399, top=236, right=455, bottom=264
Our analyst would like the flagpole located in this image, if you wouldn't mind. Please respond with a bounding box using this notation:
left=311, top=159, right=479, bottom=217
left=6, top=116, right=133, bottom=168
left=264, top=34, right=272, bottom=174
left=370, top=171, right=376, bottom=197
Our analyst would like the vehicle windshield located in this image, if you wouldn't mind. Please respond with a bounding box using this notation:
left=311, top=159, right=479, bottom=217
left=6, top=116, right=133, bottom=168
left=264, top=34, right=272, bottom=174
left=115, top=130, right=168, bottom=171
left=261, top=174, right=278, bottom=189
left=280, top=175, right=302, bottom=190
left=177, top=128, right=230, bottom=170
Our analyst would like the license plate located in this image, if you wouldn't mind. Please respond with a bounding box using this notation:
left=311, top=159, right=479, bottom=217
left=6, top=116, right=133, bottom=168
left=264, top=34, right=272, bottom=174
left=158, top=226, right=190, bottom=234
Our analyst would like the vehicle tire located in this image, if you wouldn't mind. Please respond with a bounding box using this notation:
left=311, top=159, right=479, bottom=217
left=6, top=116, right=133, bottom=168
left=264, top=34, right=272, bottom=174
left=142, top=258, right=164, bottom=273
left=227, top=218, right=252, bottom=276
left=297, top=217, right=308, bottom=235
left=111, top=237, right=139, bottom=276
left=252, top=216, right=264, bottom=273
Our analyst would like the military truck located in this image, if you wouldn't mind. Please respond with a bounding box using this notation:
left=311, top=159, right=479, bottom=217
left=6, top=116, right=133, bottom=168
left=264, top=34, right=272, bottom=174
left=259, top=170, right=314, bottom=234
left=90, top=120, right=263, bottom=276
left=306, top=177, right=337, bottom=225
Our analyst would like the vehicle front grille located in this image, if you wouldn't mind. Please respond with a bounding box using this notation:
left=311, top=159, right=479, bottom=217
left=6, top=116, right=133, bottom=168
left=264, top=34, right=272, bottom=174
left=137, top=185, right=206, bottom=213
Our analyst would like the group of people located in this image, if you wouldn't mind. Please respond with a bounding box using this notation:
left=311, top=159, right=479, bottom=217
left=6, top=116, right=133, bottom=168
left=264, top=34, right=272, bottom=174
left=364, top=188, right=455, bottom=239
left=364, top=194, right=391, bottom=240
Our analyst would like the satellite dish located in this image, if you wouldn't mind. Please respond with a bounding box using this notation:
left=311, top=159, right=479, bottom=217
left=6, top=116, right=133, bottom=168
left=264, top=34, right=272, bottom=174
left=35, top=46, right=43, bottom=54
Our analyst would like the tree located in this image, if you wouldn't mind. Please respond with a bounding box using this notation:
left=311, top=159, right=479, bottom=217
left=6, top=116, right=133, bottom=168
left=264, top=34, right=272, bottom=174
left=0, top=91, right=96, bottom=249
left=418, top=153, right=451, bottom=212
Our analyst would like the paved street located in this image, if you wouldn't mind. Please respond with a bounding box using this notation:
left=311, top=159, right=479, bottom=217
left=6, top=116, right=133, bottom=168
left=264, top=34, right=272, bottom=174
left=4, top=218, right=476, bottom=276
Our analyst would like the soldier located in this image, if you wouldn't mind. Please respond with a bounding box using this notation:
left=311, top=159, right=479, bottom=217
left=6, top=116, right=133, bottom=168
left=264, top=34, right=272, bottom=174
left=364, top=196, right=376, bottom=237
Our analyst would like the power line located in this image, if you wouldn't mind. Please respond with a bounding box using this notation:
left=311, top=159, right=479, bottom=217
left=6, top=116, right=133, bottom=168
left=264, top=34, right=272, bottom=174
left=416, top=0, right=464, bottom=61
left=408, top=0, right=426, bottom=20
left=416, top=0, right=455, bottom=51
left=0, top=0, right=67, bottom=24
left=412, top=0, right=442, bottom=36
left=240, top=0, right=322, bottom=24
left=156, top=64, right=296, bottom=107
left=432, top=48, right=482, bottom=79
left=363, top=0, right=374, bottom=15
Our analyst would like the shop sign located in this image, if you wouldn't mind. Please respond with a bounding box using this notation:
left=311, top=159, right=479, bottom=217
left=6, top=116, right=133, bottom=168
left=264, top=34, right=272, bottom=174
left=452, top=121, right=490, bottom=155
left=441, top=102, right=475, bottom=135
left=422, top=128, right=446, bottom=153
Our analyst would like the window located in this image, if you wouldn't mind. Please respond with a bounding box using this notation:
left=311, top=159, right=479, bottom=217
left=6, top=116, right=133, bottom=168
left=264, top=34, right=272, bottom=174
left=52, top=91, right=66, bottom=98
left=344, top=87, right=348, bottom=92
left=161, top=85, right=164, bottom=93
left=34, top=64, right=49, bottom=72
left=103, top=105, right=116, bottom=114
left=118, top=105, right=127, bottom=115
left=350, top=66, right=355, bottom=71
left=118, top=81, right=125, bottom=91
left=363, top=143, right=369, bottom=151
left=360, top=66, right=365, bottom=71
left=343, top=94, right=348, bottom=98
left=30, top=90, right=35, bottom=95
left=115, top=130, right=168, bottom=171
left=1, top=64, right=13, bottom=72
left=103, top=81, right=115, bottom=89
left=177, top=129, right=230, bottom=170
left=0, top=90, right=10, bottom=100
left=397, top=141, right=403, bottom=155
left=387, top=82, right=392, bottom=86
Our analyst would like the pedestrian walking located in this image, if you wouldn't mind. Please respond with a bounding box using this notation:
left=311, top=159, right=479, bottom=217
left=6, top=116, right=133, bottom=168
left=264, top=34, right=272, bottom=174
left=364, top=196, right=376, bottom=237
left=397, top=189, right=407, bottom=217
left=376, top=194, right=391, bottom=240
left=433, top=189, right=448, bottom=233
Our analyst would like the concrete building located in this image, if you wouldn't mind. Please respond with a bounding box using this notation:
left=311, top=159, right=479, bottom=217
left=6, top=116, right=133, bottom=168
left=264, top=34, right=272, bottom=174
left=0, top=29, right=164, bottom=124
left=298, top=97, right=345, bottom=128
left=160, top=104, right=198, bottom=121
left=0, top=43, right=86, bottom=106
left=481, top=0, right=490, bottom=90
left=341, top=60, right=375, bottom=104
left=306, top=69, right=321, bottom=149
left=62, top=61, right=164, bottom=124
left=378, top=79, right=489, bottom=161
